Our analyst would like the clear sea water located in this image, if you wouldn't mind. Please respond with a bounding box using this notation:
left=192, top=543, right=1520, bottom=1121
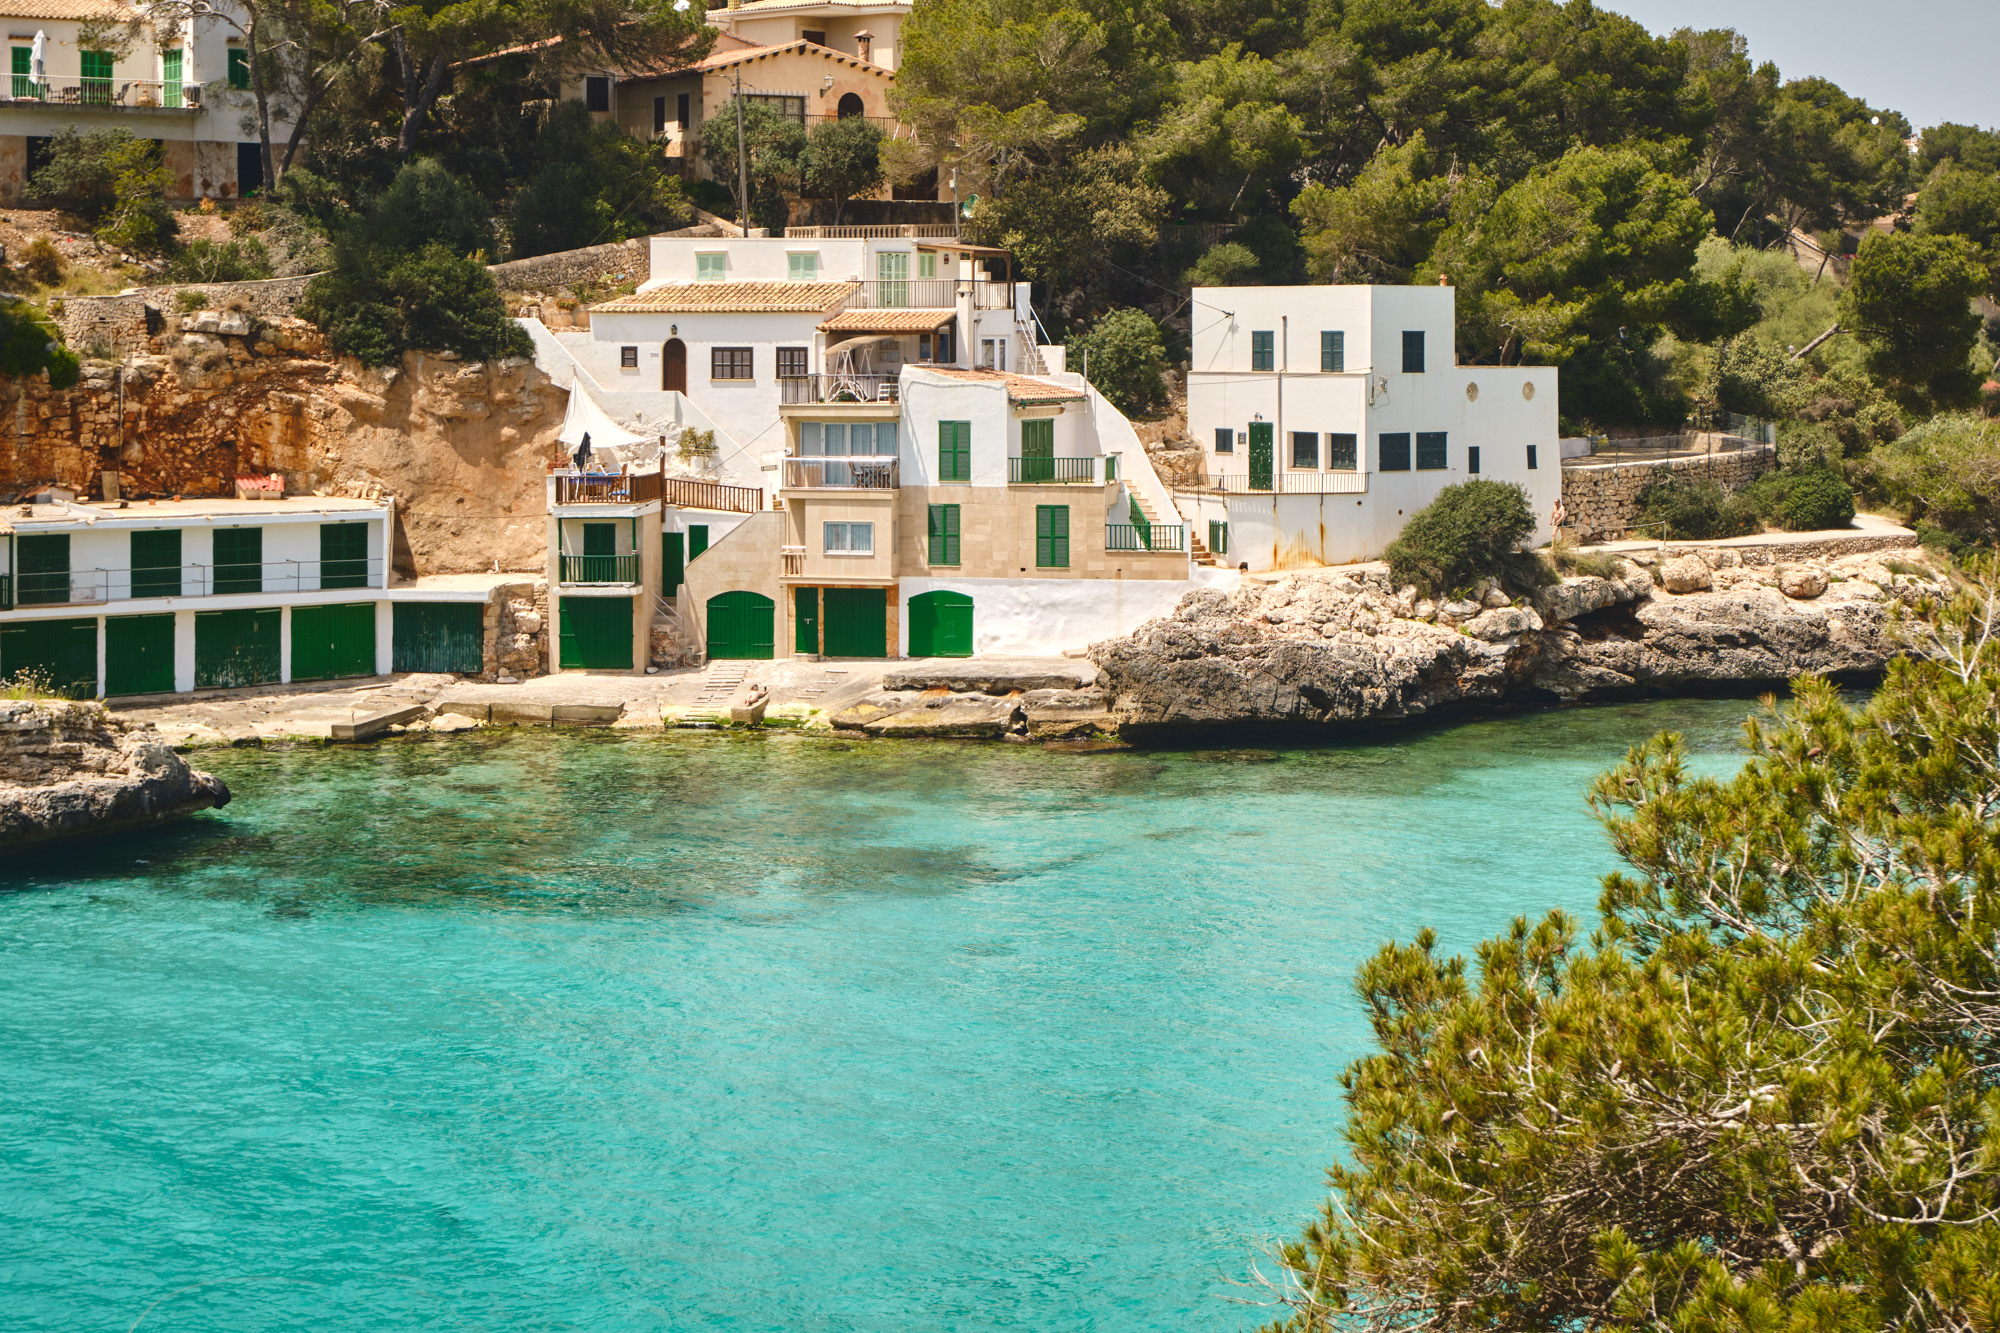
left=0, top=699, right=1758, bottom=1332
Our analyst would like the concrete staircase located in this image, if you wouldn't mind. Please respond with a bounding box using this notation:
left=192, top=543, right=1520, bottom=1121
left=1189, top=529, right=1220, bottom=567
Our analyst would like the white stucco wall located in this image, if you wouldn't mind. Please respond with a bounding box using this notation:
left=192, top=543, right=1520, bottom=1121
left=898, top=371, right=1011, bottom=487
left=899, top=574, right=1220, bottom=658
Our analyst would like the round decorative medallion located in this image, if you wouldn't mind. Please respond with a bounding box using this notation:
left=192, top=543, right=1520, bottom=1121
left=1522, top=382, right=1536, bottom=401
left=1465, top=382, right=1479, bottom=402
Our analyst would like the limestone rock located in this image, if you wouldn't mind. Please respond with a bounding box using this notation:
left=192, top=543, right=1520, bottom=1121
left=1, top=701, right=230, bottom=850
left=1463, top=605, right=1543, bottom=642
left=1660, top=556, right=1713, bottom=593
left=1778, top=564, right=1829, bottom=599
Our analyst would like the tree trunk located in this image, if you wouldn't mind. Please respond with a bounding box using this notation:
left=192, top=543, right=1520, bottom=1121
left=246, top=8, right=277, bottom=192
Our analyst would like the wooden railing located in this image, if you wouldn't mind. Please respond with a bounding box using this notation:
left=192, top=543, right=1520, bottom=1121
left=784, top=458, right=899, bottom=489
left=661, top=477, right=763, bottom=513
left=554, top=471, right=663, bottom=504
left=1008, top=456, right=1099, bottom=484
left=781, top=546, right=806, bottom=578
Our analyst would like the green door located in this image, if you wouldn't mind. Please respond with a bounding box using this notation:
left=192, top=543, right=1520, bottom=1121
left=662, top=532, right=685, bottom=597
left=1248, top=422, right=1274, bottom=490
left=704, top=591, right=774, bottom=660
left=558, top=596, right=634, bottom=670
left=1020, top=417, right=1054, bottom=482
left=393, top=602, right=484, bottom=673
left=908, top=590, right=973, bottom=658
left=161, top=47, right=182, bottom=107
left=291, top=602, right=377, bottom=682
left=320, top=522, right=370, bottom=589
left=212, top=527, right=263, bottom=595
left=195, top=608, right=281, bottom=688
left=106, top=614, right=175, bottom=696
left=131, top=529, right=182, bottom=599
left=822, top=586, right=887, bottom=658
left=1, top=617, right=97, bottom=697
left=688, top=525, right=710, bottom=561
left=577, top=522, right=618, bottom=584
left=794, top=586, right=820, bottom=654
left=17, top=533, right=69, bottom=605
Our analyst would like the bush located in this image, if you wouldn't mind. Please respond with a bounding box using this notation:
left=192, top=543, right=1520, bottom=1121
left=1779, top=468, right=1856, bottom=530
left=18, top=238, right=65, bottom=287
left=503, top=102, right=691, bottom=259
left=162, top=238, right=274, bottom=285
left=95, top=137, right=177, bottom=254
left=802, top=116, right=886, bottom=224
left=299, top=243, right=529, bottom=367
left=1384, top=479, right=1538, bottom=598
left=1863, top=412, right=1999, bottom=547
left=360, top=159, right=495, bottom=259
left=0, top=299, right=79, bottom=387
left=29, top=126, right=126, bottom=221
left=1633, top=477, right=1761, bottom=540
left=1072, top=308, right=1169, bottom=416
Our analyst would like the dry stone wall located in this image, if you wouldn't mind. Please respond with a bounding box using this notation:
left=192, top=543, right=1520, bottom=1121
left=54, top=276, right=317, bottom=357
left=488, top=239, right=649, bottom=293
left=1560, top=445, right=1775, bottom=542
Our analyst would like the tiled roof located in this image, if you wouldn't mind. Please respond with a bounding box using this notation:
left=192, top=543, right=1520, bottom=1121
left=921, top=367, right=1087, bottom=405
left=0, top=0, right=133, bottom=18
left=819, top=308, right=954, bottom=333
left=593, top=281, right=857, bottom=314
left=722, top=0, right=909, bottom=12
left=690, top=38, right=891, bottom=75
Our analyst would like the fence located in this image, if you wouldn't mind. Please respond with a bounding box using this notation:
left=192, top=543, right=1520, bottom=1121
left=4, top=75, right=201, bottom=110
left=1008, top=456, right=1099, bottom=484
left=661, top=478, right=763, bottom=514
left=1106, top=523, right=1186, bottom=553
left=6, top=558, right=384, bottom=606
left=1177, top=471, right=1369, bottom=495
left=783, top=458, right=899, bottom=490
left=779, top=374, right=899, bottom=404
left=553, top=471, right=663, bottom=504
left=784, top=224, right=960, bottom=240
left=559, top=553, right=639, bottom=585
left=837, top=279, right=1014, bottom=311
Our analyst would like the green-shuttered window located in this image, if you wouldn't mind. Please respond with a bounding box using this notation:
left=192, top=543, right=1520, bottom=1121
left=12, top=47, right=34, bottom=99
left=227, top=47, right=250, bottom=89
left=1379, top=433, right=1411, bottom=472
left=937, top=420, right=970, bottom=482
left=1320, top=330, right=1344, bottom=372
left=1251, top=331, right=1273, bottom=372
left=1018, top=417, right=1053, bottom=481
left=212, top=527, right=262, bottom=594
left=1035, top=505, right=1069, bottom=568
left=320, top=522, right=369, bottom=589
left=1208, top=520, right=1228, bottom=557
left=17, top=533, right=70, bottom=605
left=80, top=49, right=112, bottom=103
left=927, top=504, right=960, bottom=566
left=131, top=529, right=181, bottom=598
left=161, top=48, right=182, bottom=106
left=1415, top=431, right=1448, bottom=470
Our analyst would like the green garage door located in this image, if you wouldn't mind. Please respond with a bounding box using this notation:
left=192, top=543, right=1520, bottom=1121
left=705, top=591, right=774, bottom=660
left=823, top=586, right=887, bottom=658
left=558, top=596, right=633, bottom=670
left=907, top=590, right=973, bottom=658
left=394, top=602, right=485, bottom=674
left=292, top=602, right=378, bottom=682
left=0, top=617, right=97, bottom=697
left=106, top=614, right=175, bottom=696
left=195, top=608, right=281, bottom=688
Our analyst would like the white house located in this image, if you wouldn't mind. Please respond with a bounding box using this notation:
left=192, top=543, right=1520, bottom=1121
left=1176, top=284, right=1561, bottom=571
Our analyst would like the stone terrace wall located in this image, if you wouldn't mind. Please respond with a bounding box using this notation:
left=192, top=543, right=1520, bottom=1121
left=1561, top=444, right=1775, bottom=542
left=54, top=276, right=317, bottom=358
left=488, top=239, right=649, bottom=293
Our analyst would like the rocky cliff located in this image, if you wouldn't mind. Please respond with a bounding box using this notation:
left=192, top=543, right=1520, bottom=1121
left=1, top=699, right=230, bottom=850
left=1091, top=546, right=1951, bottom=734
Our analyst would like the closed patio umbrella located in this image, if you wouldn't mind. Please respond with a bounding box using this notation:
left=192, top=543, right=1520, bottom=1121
left=29, top=31, right=45, bottom=96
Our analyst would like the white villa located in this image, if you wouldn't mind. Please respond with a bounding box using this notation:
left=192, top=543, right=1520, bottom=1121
left=1173, top=284, right=1561, bottom=570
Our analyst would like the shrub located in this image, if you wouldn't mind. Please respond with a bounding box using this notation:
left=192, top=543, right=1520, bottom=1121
left=0, top=299, right=79, bottom=387
left=1633, top=477, right=1761, bottom=540
left=1072, top=308, right=1169, bottom=416
left=802, top=116, right=886, bottom=224
left=1779, top=468, right=1856, bottom=530
left=29, top=126, right=126, bottom=221
left=1384, top=479, right=1537, bottom=598
left=163, top=238, right=274, bottom=284
left=1185, top=242, right=1259, bottom=287
left=18, top=238, right=65, bottom=286
left=360, top=159, right=495, bottom=260
left=504, top=103, right=691, bottom=260
left=1864, top=413, right=1999, bottom=546
left=95, top=136, right=177, bottom=254
left=299, top=243, right=529, bottom=366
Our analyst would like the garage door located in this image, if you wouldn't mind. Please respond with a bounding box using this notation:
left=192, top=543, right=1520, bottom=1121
left=195, top=608, right=281, bottom=689
left=394, top=602, right=484, bottom=674
left=106, top=614, right=175, bottom=696
left=292, top=602, right=378, bottom=682
left=907, top=591, right=973, bottom=658
left=823, top=586, right=887, bottom=658
left=0, top=617, right=97, bottom=697
left=558, top=596, right=633, bottom=670
left=705, top=591, right=774, bottom=660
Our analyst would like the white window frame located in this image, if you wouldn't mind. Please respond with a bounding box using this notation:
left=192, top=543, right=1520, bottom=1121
left=823, top=521, right=874, bottom=555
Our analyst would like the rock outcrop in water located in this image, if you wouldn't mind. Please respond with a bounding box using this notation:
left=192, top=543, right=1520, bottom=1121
left=1, top=700, right=231, bottom=850
left=1090, top=547, right=1951, bottom=734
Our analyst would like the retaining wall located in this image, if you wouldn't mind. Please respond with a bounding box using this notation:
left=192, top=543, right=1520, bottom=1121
left=1560, top=445, right=1775, bottom=542
left=487, top=239, right=649, bottom=293
left=54, top=275, right=317, bottom=357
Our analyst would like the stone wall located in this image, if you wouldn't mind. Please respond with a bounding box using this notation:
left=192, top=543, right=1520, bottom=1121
left=485, top=581, right=551, bottom=680
left=487, top=239, right=649, bottom=294
left=1560, top=445, right=1776, bottom=542
left=54, top=276, right=317, bottom=357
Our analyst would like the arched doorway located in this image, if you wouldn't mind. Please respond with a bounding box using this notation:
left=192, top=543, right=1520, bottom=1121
left=907, top=590, right=973, bottom=657
left=705, top=591, right=775, bottom=660
left=664, top=338, right=687, bottom=394
left=836, top=92, right=864, bottom=119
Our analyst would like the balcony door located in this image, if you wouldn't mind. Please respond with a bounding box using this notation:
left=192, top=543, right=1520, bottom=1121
left=877, top=251, right=909, bottom=308
left=1248, top=422, right=1274, bottom=491
left=663, top=338, right=686, bottom=393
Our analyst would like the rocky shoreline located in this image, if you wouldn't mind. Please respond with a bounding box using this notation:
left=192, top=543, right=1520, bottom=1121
left=1, top=700, right=231, bottom=852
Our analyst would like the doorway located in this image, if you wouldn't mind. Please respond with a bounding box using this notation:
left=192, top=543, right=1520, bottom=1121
left=664, top=338, right=687, bottom=393
left=837, top=92, right=864, bottom=118
left=1248, top=422, right=1274, bottom=490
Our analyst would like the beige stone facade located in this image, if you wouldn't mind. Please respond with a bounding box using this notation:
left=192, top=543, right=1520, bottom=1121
left=896, top=484, right=1190, bottom=582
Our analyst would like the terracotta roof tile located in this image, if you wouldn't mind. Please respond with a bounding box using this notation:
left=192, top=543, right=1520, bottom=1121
left=689, top=38, right=893, bottom=75
left=594, top=281, right=856, bottom=314
left=919, top=367, right=1087, bottom=404
left=0, top=0, right=133, bottom=18
left=818, top=308, right=955, bottom=333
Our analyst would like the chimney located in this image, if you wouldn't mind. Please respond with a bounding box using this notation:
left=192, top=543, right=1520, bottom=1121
left=854, top=29, right=873, bottom=62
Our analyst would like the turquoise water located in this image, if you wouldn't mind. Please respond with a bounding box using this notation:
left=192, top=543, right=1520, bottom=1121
left=0, top=700, right=1757, bottom=1332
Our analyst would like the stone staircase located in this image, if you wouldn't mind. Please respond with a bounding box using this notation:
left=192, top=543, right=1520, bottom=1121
left=683, top=660, right=747, bottom=722
left=1189, top=529, right=1219, bottom=566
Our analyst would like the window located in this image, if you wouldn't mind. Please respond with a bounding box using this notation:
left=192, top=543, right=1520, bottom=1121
left=979, top=338, right=1006, bottom=371
left=1035, top=505, right=1069, bottom=568
left=320, top=523, right=371, bottom=590
left=938, top=420, right=971, bottom=482
left=236, top=142, right=262, bottom=195
left=802, top=28, right=826, bottom=45
left=746, top=94, right=805, bottom=123
left=1321, top=330, right=1344, bottom=373
left=1379, top=433, right=1411, bottom=472
left=226, top=47, right=249, bottom=89
left=918, top=333, right=933, bottom=362
left=1208, top=520, right=1229, bottom=557
left=131, top=529, right=181, bottom=599
left=213, top=527, right=262, bottom=595
left=585, top=75, right=610, bottom=111
left=620, top=346, right=639, bottom=369
left=1416, top=431, right=1448, bottom=470
left=80, top=49, right=112, bottom=104
left=161, top=48, right=183, bottom=107
left=12, top=47, right=33, bottom=99
left=653, top=96, right=666, bottom=133
left=711, top=347, right=753, bottom=380
left=1019, top=417, right=1055, bottom=476
left=917, top=252, right=937, bottom=279
left=1526, top=444, right=1539, bottom=470
left=695, top=252, right=725, bottom=282
left=676, top=92, right=690, bottom=129
left=1328, top=433, right=1357, bottom=470
left=824, top=521, right=874, bottom=555
left=1251, top=330, right=1274, bottom=372
left=1468, top=445, right=1481, bottom=475
left=775, top=346, right=808, bottom=378
left=1290, top=431, right=1318, bottom=469
left=876, top=250, right=909, bottom=305
left=928, top=504, right=961, bottom=566
left=787, top=252, right=818, bottom=282
left=17, top=532, right=68, bottom=605
left=1402, top=330, right=1425, bottom=373
left=1214, top=427, right=1234, bottom=455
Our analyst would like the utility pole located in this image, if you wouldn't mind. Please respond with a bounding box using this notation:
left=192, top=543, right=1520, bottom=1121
left=733, top=66, right=751, bottom=238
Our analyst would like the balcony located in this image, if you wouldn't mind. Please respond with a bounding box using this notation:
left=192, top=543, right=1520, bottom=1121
left=1008, top=456, right=1101, bottom=484
left=783, top=458, right=899, bottom=490
left=554, top=471, right=663, bottom=504
left=559, top=553, right=640, bottom=585
left=2, top=559, right=384, bottom=606
left=780, top=374, right=898, bottom=405
left=1107, top=523, right=1186, bottom=553
left=2, top=76, right=202, bottom=112
left=840, top=279, right=1015, bottom=312
left=785, top=224, right=960, bottom=239
left=781, top=546, right=805, bottom=578
left=662, top=477, right=764, bottom=514
left=1180, top=471, right=1368, bottom=495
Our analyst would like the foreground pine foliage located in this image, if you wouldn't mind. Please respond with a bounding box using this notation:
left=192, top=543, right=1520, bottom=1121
left=1268, top=566, right=2000, bottom=1332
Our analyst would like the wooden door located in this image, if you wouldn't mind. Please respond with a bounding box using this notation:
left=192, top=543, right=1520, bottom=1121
left=794, top=587, right=820, bottom=655
left=908, top=591, right=972, bottom=658
left=559, top=596, right=634, bottom=670
left=393, top=602, right=483, bottom=674
left=823, top=587, right=887, bottom=658
left=291, top=602, right=377, bottom=682
left=664, top=339, right=687, bottom=393
left=106, top=614, right=175, bottom=696
left=1248, top=422, right=1274, bottom=490
left=662, top=532, right=685, bottom=597
left=705, top=591, right=774, bottom=660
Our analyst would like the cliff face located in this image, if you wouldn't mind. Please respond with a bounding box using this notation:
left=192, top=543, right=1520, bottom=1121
left=0, top=700, right=230, bottom=850
left=1090, top=547, right=1952, bottom=733
left=2, top=313, right=568, bottom=576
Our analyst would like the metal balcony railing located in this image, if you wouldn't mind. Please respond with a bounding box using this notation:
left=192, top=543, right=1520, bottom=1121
left=1106, top=523, right=1186, bottom=553
left=554, top=471, right=663, bottom=504
left=1008, top=456, right=1099, bottom=484
left=4, top=559, right=385, bottom=606
left=840, top=279, right=1015, bottom=311
left=783, top=458, right=899, bottom=489
left=1182, top=471, right=1368, bottom=495
left=559, top=553, right=640, bottom=584
left=779, top=374, right=899, bottom=404
left=4, top=76, right=203, bottom=110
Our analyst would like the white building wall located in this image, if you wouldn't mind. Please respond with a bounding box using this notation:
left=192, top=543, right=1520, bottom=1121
left=898, top=371, right=1010, bottom=487
left=899, top=575, right=1211, bottom=658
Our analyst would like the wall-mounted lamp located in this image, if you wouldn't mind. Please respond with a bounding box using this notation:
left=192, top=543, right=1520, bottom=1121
left=670, top=324, right=678, bottom=336
left=1252, top=412, right=1265, bottom=422
left=822, top=75, right=835, bottom=94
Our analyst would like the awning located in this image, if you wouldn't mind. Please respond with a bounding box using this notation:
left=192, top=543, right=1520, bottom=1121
left=558, top=386, right=652, bottom=450
left=818, top=308, right=956, bottom=334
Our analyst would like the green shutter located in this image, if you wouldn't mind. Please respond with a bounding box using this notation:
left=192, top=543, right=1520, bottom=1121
left=1416, top=431, right=1448, bottom=470
left=688, top=525, right=710, bottom=560
left=662, top=532, right=685, bottom=596
left=194, top=608, right=280, bottom=688
left=131, top=529, right=181, bottom=598
left=320, top=522, right=369, bottom=589
left=80, top=49, right=111, bottom=102
left=393, top=602, right=484, bottom=673
left=161, top=47, right=182, bottom=106
left=17, top=533, right=70, bottom=605
left=1036, top=505, right=1069, bottom=568
left=212, top=527, right=262, bottom=594
left=291, top=602, right=377, bottom=681
left=704, top=591, right=774, bottom=660
left=106, top=614, right=174, bottom=696
left=822, top=586, right=887, bottom=658
left=1, top=617, right=97, bottom=697
left=927, top=504, right=960, bottom=566
left=938, top=421, right=970, bottom=482
left=908, top=590, right=973, bottom=658
left=1208, top=520, right=1228, bottom=557
left=1019, top=418, right=1054, bottom=482
left=1247, top=422, right=1274, bottom=490
left=13, top=46, right=34, bottom=99
left=558, top=596, right=634, bottom=669
left=227, top=48, right=249, bottom=89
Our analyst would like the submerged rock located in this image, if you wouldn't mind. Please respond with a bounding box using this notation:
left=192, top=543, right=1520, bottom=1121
left=0, top=700, right=230, bottom=851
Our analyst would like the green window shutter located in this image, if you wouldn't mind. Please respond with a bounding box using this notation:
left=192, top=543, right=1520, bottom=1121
left=161, top=48, right=182, bottom=106
left=12, top=47, right=32, bottom=99
left=1320, top=330, right=1343, bottom=372
left=1036, top=505, right=1068, bottom=568
left=227, top=48, right=249, bottom=89
left=1378, top=433, right=1411, bottom=472
left=1415, top=431, right=1448, bottom=470
left=661, top=532, right=685, bottom=596
left=689, top=524, right=710, bottom=559
left=928, top=504, right=960, bottom=565
left=1019, top=418, right=1053, bottom=482
left=18, top=533, right=70, bottom=605
left=1251, top=330, right=1273, bottom=372
left=212, top=527, right=262, bottom=594
left=131, top=529, right=182, bottom=598
left=319, top=522, right=369, bottom=589
left=938, top=421, right=970, bottom=482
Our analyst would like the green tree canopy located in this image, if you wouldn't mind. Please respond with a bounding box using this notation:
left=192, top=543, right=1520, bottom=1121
left=1071, top=308, right=1169, bottom=416
left=1840, top=230, right=1986, bottom=411
left=802, top=116, right=887, bottom=225
left=701, top=99, right=809, bottom=233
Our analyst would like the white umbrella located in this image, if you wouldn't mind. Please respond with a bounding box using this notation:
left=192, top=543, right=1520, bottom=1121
left=29, top=30, right=45, bottom=96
